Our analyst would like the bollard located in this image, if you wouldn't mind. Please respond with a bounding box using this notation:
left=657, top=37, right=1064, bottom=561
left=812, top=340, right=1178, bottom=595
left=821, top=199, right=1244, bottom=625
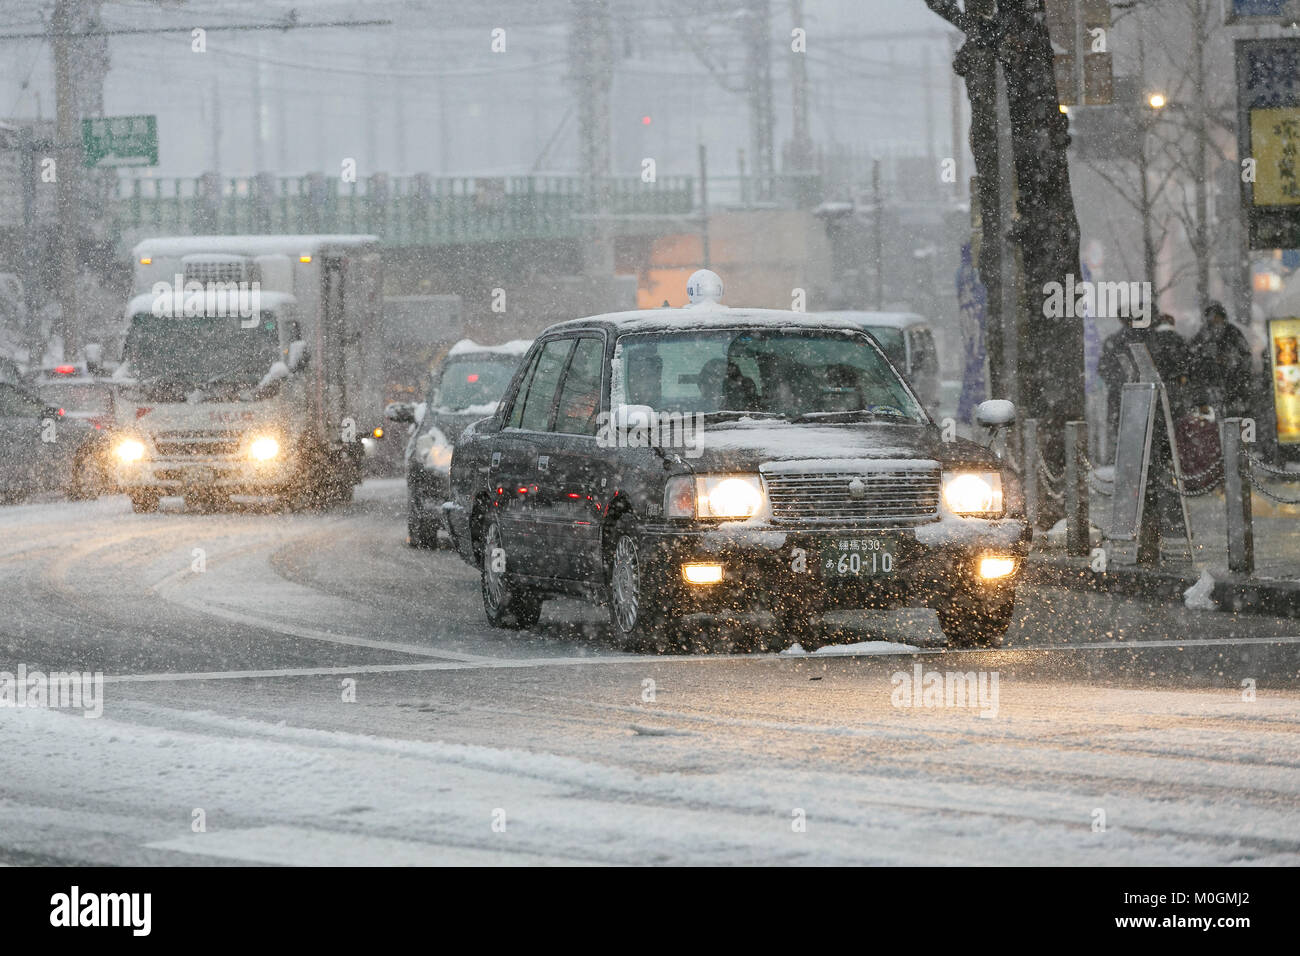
left=1065, top=420, right=1089, bottom=556
left=1023, top=419, right=1038, bottom=532
left=1220, top=417, right=1255, bottom=575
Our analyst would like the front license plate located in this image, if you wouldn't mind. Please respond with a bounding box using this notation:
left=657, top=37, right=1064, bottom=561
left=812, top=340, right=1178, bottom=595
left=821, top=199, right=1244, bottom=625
left=820, top=537, right=898, bottom=579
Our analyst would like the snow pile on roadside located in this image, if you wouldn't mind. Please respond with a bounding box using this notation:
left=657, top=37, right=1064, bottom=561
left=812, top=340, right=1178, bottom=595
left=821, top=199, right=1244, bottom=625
left=1183, top=569, right=1217, bottom=611
left=781, top=640, right=921, bottom=657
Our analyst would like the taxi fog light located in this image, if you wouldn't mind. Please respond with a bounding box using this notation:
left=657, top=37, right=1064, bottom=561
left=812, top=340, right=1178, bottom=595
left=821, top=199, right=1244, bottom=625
left=978, top=556, right=1017, bottom=580
left=942, top=471, right=1003, bottom=515
left=697, top=475, right=763, bottom=519
left=249, top=436, right=281, bottom=461
left=682, top=563, right=724, bottom=585
left=114, top=438, right=146, bottom=463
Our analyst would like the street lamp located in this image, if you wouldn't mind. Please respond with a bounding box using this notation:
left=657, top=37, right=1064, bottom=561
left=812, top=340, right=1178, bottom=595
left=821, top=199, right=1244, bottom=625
left=1147, top=92, right=1167, bottom=110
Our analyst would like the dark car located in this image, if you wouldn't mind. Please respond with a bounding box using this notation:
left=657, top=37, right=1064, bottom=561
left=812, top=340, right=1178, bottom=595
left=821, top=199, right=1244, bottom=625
left=444, top=275, right=1028, bottom=650
left=0, top=378, right=96, bottom=503
left=387, top=339, right=531, bottom=547
left=32, top=366, right=131, bottom=499
left=816, top=311, right=941, bottom=411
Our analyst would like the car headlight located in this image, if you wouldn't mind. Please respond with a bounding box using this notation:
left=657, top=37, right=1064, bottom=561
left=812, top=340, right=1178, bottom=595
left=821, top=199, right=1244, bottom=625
left=665, top=474, right=763, bottom=520
left=415, top=429, right=454, bottom=472
left=942, top=471, right=1003, bottom=516
left=249, top=436, right=281, bottom=461
left=114, top=438, right=146, bottom=463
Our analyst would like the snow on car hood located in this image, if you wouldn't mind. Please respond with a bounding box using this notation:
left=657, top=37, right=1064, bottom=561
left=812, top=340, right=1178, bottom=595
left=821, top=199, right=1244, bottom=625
left=684, top=420, right=992, bottom=471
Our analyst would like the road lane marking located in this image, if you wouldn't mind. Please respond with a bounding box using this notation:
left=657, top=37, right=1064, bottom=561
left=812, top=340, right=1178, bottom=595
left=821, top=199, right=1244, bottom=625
left=98, top=634, right=1300, bottom=684
left=146, top=825, right=596, bottom=866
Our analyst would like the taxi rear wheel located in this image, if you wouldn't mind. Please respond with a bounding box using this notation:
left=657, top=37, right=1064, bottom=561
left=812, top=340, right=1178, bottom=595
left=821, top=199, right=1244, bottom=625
left=480, top=517, right=542, bottom=629
left=606, top=517, right=679, bottom=651
left=936, top=593, right=1014, bottom=648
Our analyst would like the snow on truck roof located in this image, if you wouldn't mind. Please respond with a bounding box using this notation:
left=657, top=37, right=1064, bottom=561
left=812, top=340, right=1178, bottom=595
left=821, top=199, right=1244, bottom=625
left=131, top=235, right=379, bottom=257
left=447, top=338, right=532, bottom=357
left=125, top=290, right=298, bottom=315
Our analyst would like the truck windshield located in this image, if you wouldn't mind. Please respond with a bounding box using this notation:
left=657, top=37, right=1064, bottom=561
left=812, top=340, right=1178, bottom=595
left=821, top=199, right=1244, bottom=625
left=432, top=356, right=517, bottom=411
left=615, top=328, right=926, bottom=422
left=124, top=312, right=281, bottom=387
left=36, top=383, right=112, bottom=416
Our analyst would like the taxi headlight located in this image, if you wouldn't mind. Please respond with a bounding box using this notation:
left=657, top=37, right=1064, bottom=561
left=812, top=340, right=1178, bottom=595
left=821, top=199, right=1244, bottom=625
left=114, top=438, right=146, bottom=463
left=942, top=471, right=1003, bottom=516
left=696, top=475, right=763, bottom=520
left=249, top=436, right=281, bottom=461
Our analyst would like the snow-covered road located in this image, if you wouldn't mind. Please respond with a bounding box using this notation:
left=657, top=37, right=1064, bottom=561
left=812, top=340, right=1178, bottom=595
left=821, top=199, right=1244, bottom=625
left=1, top=483, right=1298, bottom=864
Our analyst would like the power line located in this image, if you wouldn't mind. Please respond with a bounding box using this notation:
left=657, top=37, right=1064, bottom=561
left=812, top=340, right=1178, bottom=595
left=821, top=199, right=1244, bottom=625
left=0, top=18, right=393, bottom=41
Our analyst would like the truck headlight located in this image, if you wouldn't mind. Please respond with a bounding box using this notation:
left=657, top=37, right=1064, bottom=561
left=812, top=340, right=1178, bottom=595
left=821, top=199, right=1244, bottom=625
left=942, top=471, right=1003, bottom=516
left=666, top=474, right=763, bottom=520
left=114, top=438, right=146, bottom=463
left=249, top=436, right=281, bottom=461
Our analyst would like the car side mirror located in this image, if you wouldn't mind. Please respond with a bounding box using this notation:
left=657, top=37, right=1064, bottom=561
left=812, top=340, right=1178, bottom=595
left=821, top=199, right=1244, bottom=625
left=975, top=399, right=1016, bottom=430
left=385, top=401, right=416, bottom=424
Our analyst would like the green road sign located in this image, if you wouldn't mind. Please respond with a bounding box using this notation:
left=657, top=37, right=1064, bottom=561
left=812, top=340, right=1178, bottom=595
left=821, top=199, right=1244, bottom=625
left=82, top=115, right=157, bottom=168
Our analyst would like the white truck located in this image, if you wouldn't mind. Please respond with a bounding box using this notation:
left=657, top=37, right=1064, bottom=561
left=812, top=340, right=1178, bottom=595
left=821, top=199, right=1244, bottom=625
left=111, top=235, right=384, bottom=512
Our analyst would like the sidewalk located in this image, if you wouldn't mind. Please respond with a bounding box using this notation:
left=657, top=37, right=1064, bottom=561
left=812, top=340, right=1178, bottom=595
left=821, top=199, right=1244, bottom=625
left=1025, top=484, right=1300, bottom=617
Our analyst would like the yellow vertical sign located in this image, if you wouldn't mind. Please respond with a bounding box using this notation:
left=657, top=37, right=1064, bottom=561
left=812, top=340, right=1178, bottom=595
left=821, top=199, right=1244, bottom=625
left=1270, top=317, right=1300, bottom=444
left=1250, top=107, right=1300, bottom=206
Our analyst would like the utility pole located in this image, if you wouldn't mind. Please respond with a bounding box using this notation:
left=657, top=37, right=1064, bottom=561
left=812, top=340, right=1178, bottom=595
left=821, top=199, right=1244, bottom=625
left=569, top=0, right=614, bottom=277
left=699, top=143, right=711, bottom=269
left=742, top=0, right=775, bottom=196
left=51, top=0, right=81, bottom=360
left=210, top=77, right=222, bottom=174
left=924, top=44, right=937, bottom=166
left=788, top=0, right=812, bottom=172
left=873, top=159, right=883, bottom=310
left=252, top=35, right=266, bottom=172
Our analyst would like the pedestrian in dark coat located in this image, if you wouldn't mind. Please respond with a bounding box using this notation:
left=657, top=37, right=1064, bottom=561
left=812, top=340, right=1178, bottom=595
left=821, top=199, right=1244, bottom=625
left=1190, top=301, right=1253, bottom=418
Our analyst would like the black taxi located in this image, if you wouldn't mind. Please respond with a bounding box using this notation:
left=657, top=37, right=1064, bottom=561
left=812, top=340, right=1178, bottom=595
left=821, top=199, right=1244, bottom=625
left=445, top=272, right=1028, bottom=650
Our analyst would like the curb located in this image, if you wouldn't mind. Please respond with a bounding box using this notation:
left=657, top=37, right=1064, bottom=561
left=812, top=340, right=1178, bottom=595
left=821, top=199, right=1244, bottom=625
left=1024, top=554, right=1300, bottom=618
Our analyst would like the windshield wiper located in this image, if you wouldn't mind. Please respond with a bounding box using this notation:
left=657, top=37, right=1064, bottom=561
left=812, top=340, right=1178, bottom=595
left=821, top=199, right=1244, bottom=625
left=790, top=409, right=913, bottom=424
left=698, top=410, right=787, bottom=424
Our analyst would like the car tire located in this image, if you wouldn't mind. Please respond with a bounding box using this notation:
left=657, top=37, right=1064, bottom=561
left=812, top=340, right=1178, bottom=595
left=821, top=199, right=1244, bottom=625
left=770, top=597, right=826, bottom=651
left=480, top=516, right=542, bottom=629
left=407, top=499, right=440, bottom=549
left=67, top=454, right=104, bottom=501
left=936, top=592, right=1015, bottom=648
left=606, top=515, right=679, bottom=652
left=129, top=491, right=160, bottom=513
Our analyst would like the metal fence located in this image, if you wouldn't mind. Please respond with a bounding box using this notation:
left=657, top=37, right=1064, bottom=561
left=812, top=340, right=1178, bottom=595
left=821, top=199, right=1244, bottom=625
left=110, top=173, right=704, bottom=246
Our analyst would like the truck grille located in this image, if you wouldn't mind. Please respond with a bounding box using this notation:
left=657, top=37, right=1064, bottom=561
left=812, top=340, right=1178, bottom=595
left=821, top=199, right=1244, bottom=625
left=153, top=431, right=243, bottom=458
left=763, top=465, right=941, bottom=523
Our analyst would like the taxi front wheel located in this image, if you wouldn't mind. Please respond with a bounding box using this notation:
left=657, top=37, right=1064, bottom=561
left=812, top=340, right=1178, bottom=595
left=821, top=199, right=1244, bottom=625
left=935, top=591, right=1015, bottom=648
left=606, top=516, right=679, bottom=652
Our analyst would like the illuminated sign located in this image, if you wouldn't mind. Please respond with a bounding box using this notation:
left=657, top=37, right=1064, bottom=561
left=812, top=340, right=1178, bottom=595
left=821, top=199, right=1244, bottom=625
left=1269, top=317, right=1300, bottom=445
left=1236, top=39, right=1300, bottom=248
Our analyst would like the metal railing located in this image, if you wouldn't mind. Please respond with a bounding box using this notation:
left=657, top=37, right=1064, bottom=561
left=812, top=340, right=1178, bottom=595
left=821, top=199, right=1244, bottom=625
left=111, top=172, right=699, bottom=246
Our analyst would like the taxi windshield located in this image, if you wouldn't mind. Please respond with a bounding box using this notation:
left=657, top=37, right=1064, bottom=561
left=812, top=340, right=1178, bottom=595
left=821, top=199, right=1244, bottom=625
left=614, top=327, right=926, bottom=422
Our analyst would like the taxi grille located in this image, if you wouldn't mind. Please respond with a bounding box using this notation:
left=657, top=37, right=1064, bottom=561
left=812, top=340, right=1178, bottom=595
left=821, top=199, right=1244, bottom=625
left=763, top=467, right=941, bottom=523
left=153, top=431, right=243, bottom=459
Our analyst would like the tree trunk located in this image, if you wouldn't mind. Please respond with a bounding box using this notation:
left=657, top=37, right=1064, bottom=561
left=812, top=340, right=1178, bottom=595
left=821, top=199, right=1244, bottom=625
left=997, top=5, right=1084, bottom=483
